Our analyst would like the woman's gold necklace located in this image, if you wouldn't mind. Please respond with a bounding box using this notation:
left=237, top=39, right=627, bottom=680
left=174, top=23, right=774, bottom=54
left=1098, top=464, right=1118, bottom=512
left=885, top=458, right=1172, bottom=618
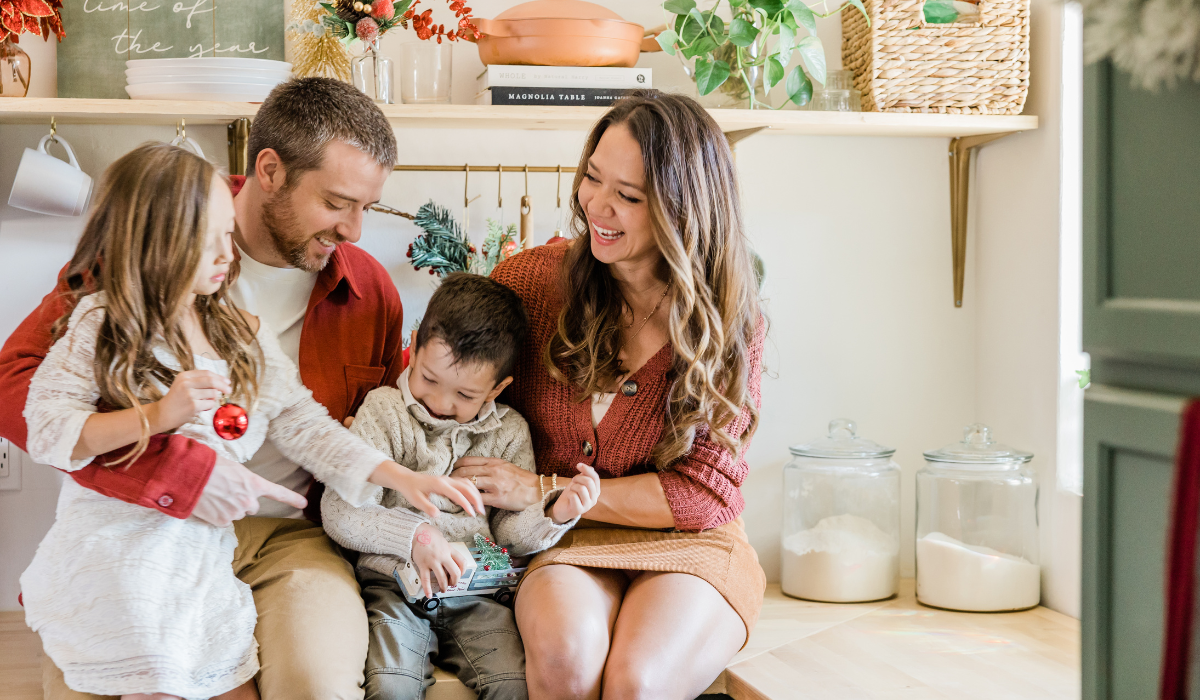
left=623, top=280, right=671, bottom=347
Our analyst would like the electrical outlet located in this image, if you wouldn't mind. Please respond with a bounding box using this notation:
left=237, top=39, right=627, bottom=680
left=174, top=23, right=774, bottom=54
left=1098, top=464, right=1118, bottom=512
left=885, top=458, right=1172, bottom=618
left=0, top=437, right=20, bottom=490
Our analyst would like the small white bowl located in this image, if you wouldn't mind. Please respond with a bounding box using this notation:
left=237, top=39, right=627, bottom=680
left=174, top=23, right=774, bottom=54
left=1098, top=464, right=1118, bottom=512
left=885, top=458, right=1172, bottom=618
left=125, top=57, right=292, bottom=71
left=126, top=72, right=290, bottom=86
left=125, top=81, right=276, bottom=102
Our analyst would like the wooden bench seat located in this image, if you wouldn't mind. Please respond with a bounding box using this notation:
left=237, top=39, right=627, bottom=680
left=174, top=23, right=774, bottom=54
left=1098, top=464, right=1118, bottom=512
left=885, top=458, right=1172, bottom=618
left=0, top=580, right=1080, bottom=700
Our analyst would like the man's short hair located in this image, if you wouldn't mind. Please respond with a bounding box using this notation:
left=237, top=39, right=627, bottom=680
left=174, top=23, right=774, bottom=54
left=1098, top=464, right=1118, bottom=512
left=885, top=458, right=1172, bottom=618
left=248, top=77, right=397, bottom=185
left=415, top=273, right=528, bottom=382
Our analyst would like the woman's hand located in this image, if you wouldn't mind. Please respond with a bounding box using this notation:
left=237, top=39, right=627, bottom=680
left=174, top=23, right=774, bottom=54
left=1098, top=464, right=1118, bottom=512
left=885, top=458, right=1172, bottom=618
left=151, top=369, right=232, bottom=432
left=452, top=457, right=541, bottom=511
left=550, top=464, right=601, bottom=524
left=371, top=462, right=484, bottom=519
left=410, top=523, right=473, bottom=599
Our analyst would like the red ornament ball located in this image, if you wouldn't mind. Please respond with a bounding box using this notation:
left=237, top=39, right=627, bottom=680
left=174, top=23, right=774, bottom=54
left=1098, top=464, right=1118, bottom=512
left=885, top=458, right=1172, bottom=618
left=213, top=402, right=249, bottom=440
left=371, top=0, right=394, bottom=19
left=501, top=548, right=507, bottom=554
left=483, top=564, right=490, bottom=571
left=356, top=16, right=380, bottom=43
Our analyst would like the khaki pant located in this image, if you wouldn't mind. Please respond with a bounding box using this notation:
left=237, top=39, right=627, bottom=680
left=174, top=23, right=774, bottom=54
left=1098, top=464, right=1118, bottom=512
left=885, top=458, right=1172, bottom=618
left=42, top=517, right=369, bottom=700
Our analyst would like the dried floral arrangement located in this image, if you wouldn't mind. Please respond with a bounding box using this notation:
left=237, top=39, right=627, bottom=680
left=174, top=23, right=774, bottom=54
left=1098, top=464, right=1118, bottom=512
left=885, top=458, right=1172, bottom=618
left=300, top=0, right=478, bottom=48
left=1, top=0, right=65, bottom=43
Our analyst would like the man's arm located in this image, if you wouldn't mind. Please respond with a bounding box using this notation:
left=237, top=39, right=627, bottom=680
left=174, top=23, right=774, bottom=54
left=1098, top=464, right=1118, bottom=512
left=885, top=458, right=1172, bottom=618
left=0, top=275, right=217, bottom=518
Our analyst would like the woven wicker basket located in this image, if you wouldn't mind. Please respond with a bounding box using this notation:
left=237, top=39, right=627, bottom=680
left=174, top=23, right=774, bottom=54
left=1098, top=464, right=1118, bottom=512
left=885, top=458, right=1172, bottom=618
left=841, top=0, right=1030, bottom=114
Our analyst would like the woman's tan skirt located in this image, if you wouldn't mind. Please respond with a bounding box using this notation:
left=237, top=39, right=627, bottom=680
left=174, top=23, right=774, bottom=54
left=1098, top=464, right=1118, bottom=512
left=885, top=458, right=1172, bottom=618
left=520, top=518, right=766, bottom=643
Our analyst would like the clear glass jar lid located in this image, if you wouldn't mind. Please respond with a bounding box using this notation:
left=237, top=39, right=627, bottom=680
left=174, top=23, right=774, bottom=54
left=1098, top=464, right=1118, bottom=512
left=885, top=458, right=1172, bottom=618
left=923, top=424, right=1033, bottom=465
left=789, top=419, right=896, bottom=459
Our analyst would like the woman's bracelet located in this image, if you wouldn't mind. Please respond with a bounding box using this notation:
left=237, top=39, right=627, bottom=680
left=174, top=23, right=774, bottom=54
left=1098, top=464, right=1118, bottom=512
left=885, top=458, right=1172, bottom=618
left=538, top=473, right=560, bottom=503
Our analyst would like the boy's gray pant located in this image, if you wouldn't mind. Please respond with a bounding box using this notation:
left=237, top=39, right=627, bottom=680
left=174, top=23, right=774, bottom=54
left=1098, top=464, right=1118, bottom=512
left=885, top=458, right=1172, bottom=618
left=357, top=567, right=528, bottom=700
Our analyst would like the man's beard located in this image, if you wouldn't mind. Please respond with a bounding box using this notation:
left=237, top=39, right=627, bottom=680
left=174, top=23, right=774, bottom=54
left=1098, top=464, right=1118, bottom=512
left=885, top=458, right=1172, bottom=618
left=261, top=190, right=341, bottom=273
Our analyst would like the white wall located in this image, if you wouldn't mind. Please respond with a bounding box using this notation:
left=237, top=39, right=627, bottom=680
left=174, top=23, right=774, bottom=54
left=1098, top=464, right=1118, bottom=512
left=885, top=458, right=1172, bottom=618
left=0, top=0, right=1079, bottom=617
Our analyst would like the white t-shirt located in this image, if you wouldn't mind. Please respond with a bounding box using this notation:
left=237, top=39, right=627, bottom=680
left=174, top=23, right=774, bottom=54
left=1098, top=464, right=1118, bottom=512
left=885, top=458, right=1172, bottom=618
left=227, top=243, right=319, bottom=518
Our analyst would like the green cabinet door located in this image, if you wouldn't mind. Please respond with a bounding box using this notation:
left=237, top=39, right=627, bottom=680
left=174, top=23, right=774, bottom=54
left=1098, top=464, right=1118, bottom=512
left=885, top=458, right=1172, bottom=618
left=1083, top=59, right=1200, bottom=699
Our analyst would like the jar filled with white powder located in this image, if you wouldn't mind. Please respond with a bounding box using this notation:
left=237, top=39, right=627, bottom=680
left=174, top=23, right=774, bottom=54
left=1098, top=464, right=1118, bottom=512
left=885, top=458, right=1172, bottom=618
left=916, top=424, right=1039, bottom=612
left=782, top=419, right=900, bottom=603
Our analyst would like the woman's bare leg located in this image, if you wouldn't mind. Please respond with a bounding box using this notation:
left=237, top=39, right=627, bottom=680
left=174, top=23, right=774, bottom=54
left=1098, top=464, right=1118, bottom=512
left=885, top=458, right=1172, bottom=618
left=516, top=565, right=628, bottom=700
left=600, top=572, right=746, bottom=700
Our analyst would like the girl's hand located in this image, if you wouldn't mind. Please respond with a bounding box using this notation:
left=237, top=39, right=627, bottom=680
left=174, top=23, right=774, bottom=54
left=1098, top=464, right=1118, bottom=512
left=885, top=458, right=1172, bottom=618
left=451, top=457, right=541, bottom=511
left=550, top=464, right=601, bottom=524
left=151, top=370, right=232, bottom=433
left=410, top=523, right=473, bottom=599
left=380, top=464, right=484, bottom=519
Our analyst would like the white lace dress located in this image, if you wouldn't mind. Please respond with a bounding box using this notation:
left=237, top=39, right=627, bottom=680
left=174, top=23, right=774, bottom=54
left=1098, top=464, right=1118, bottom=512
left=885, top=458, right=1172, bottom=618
left=20, top=293, right=389, bottom=699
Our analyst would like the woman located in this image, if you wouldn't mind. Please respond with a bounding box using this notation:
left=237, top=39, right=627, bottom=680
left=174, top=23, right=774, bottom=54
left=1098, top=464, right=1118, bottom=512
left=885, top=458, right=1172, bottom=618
left=455, top=91, right=766, bottom=699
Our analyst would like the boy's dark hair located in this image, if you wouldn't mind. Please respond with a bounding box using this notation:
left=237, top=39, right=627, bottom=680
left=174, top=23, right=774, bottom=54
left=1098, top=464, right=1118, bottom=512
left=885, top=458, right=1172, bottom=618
left=248, top=77, right=397, bottom=187
left=415, top=273, right=528, bottom=382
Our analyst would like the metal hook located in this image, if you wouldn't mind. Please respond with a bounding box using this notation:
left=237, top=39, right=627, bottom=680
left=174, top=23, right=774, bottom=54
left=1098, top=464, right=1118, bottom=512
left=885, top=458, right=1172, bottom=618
left=178, top=118, right=186, bottom=140
left=49, top=116, right=57, bottom=142
left=556, top=165, right=563, bottom=209
left=524, top=165, right=529, bottom=196
left=464, top=164, right=470, bottom=208
left=497, top=164, right=503, bottom=209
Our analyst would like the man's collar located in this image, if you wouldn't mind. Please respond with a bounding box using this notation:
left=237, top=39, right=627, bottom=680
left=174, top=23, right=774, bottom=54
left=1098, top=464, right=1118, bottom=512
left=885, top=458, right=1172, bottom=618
left=320, top=244, right=363, bottom=300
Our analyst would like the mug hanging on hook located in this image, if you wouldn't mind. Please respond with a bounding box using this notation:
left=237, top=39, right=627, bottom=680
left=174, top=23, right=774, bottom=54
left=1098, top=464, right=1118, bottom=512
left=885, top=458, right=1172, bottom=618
left=520, top=165, right=533, bottom=251
left=169, top=119, right=205, bottom=160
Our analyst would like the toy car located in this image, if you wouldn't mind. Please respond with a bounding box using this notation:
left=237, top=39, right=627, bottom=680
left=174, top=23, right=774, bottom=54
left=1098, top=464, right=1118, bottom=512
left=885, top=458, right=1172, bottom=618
left=393, top=541, right=530, bottom=610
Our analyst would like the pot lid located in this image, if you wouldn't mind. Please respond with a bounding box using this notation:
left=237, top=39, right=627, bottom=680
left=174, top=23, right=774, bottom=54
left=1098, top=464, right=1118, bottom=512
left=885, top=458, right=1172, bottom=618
left=923, top=424, right=1033, bottom=464
left=789, top=419, right=896, bottom=459
left=494, top=0, right=629, bottom=22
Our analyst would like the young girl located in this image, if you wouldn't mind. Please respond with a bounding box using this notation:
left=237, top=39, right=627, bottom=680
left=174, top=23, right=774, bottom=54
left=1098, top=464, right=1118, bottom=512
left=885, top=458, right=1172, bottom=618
left=19, top=143, right=480, bottom=700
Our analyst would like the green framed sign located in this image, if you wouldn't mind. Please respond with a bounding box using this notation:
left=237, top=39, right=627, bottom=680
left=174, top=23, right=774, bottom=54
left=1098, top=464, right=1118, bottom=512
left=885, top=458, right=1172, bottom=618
left=57, top=0, right=285, bottom=99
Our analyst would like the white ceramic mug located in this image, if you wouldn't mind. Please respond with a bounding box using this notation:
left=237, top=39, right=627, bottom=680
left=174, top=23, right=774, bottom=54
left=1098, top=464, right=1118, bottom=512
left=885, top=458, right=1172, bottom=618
left=169, top=133, right=206, bottom=159
left=8, top=134, right=93, bottom=217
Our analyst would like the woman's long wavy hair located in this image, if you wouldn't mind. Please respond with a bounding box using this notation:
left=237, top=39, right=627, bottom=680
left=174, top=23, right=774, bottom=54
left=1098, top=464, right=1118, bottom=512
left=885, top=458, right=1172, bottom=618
left=54, top=143, right=260, bottom=464
left=546, top=91, right=762, bottom=469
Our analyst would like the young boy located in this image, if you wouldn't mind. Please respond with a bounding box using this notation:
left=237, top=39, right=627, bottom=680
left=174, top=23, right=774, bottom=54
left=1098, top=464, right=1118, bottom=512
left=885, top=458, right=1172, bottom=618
left=322, top=273, right=600, bottom=700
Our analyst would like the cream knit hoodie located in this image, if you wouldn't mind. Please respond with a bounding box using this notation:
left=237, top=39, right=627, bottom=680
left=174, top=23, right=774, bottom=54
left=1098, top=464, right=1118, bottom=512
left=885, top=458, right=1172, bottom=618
left=321, top=368, right=575, bottom=578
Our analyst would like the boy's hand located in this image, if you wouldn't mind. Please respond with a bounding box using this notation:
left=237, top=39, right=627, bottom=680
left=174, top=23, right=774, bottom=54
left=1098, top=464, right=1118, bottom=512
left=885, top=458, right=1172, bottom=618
left=550, top=464, right=601, bottom=524
left=377, top=464, right=485, bottom=519
left=410, top=523, right=473, bottom=599
left=152, top=369, right=232, bottom=432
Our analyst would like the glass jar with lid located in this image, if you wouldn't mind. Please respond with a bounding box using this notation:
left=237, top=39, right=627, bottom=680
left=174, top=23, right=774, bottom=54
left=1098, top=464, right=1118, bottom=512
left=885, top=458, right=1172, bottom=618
left=916, top=424, right=1039, bottom=612
left=782, top=419, right=900, bottom=603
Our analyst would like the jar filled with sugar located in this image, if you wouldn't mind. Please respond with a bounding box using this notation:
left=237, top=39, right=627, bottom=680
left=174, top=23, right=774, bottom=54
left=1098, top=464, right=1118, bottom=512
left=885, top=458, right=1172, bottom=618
left=916, top=424, right=1039, bottom=612
left=782, top=419, right=900, bottom=603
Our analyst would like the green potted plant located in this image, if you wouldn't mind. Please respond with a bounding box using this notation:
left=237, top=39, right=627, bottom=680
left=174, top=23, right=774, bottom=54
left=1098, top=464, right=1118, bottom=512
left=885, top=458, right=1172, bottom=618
left=656, top=0, right=868, bottom=109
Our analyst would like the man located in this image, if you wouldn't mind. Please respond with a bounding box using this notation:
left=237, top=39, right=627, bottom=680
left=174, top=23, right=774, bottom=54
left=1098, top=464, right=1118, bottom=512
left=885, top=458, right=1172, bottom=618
left=0, top=77, right=406, bottom=700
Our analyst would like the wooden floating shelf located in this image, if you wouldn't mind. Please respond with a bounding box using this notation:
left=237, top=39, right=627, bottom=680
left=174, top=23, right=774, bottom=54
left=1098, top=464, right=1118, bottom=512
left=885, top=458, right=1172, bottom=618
left=0, top=98, right=1038, bottom=138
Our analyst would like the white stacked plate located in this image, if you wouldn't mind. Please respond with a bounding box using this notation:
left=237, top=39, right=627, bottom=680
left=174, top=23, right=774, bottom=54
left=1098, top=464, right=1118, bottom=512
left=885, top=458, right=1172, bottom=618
left=125, top=57, right=293, bottom=102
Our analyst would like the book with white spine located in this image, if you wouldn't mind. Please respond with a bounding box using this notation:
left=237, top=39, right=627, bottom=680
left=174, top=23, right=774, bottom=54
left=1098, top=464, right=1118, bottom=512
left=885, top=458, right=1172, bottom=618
left=477, top=65, right=652, bottom=91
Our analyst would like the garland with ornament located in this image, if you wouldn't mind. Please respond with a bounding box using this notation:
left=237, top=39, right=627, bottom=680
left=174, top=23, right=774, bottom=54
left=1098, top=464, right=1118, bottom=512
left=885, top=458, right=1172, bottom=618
left=406, top=200, right=519, bottom=278
left=0, top=0, right=64, bottom=44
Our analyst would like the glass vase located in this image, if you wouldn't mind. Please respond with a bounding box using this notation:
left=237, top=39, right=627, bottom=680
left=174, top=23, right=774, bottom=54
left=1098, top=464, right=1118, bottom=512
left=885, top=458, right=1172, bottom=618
left=684, top=38, right=768, bottom=110
left=352, top=43, right=394, bottom=104
left=399, top=41, right=452, bottom=104
left=0, top=38, right=31, bottom=98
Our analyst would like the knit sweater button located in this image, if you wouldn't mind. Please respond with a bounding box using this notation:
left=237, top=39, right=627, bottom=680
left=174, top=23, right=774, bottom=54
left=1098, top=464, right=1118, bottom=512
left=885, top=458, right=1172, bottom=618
left=621, top=380, right=638, bottom=397
left=157, top=495, right=174, bottom=508
left=582, top=441, right=593, bottom=457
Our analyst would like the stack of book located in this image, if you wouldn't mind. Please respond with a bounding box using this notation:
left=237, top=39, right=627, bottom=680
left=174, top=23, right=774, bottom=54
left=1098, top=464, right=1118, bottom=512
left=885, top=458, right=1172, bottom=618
left=475, top=65, right=653, bottom=106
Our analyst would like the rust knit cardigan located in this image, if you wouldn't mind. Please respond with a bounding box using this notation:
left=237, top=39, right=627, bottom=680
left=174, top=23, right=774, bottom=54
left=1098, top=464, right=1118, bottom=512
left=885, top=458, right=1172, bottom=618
left=491, top=241, right=764, bottom=532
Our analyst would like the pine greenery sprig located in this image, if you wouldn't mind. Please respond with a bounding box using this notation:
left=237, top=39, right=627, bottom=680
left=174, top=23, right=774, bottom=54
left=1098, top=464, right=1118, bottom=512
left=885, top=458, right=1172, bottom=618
left=470, top=219, right=518, bottom=276
left=408, top=201, right=473, bottom=278
left=319, top=0, right=412, bottom=47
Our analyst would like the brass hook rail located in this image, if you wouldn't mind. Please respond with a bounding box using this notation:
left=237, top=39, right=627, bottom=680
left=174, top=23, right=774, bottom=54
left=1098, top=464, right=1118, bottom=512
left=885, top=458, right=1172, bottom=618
left=393, top=165, right=578, bottom=173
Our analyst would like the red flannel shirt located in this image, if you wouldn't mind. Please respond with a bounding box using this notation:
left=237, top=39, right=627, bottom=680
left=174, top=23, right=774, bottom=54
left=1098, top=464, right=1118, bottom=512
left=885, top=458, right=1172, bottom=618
left=0, top=176, right=405, bottom=520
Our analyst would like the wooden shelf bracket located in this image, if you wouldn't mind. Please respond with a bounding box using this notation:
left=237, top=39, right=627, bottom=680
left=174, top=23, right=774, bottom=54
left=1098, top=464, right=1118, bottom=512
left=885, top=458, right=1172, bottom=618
left=949, top=131, right=1016, bottom=308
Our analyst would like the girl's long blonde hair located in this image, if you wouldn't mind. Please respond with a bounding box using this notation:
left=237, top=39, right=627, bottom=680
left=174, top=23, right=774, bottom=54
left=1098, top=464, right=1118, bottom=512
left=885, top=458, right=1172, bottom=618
left=55, top=143, right=260, bottom=463
left=546, top=91, right=762, bottom=469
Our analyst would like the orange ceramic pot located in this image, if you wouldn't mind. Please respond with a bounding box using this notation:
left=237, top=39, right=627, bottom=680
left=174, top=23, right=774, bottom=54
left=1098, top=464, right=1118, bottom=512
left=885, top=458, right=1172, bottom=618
left=470, top=0, right=661, bottom=68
